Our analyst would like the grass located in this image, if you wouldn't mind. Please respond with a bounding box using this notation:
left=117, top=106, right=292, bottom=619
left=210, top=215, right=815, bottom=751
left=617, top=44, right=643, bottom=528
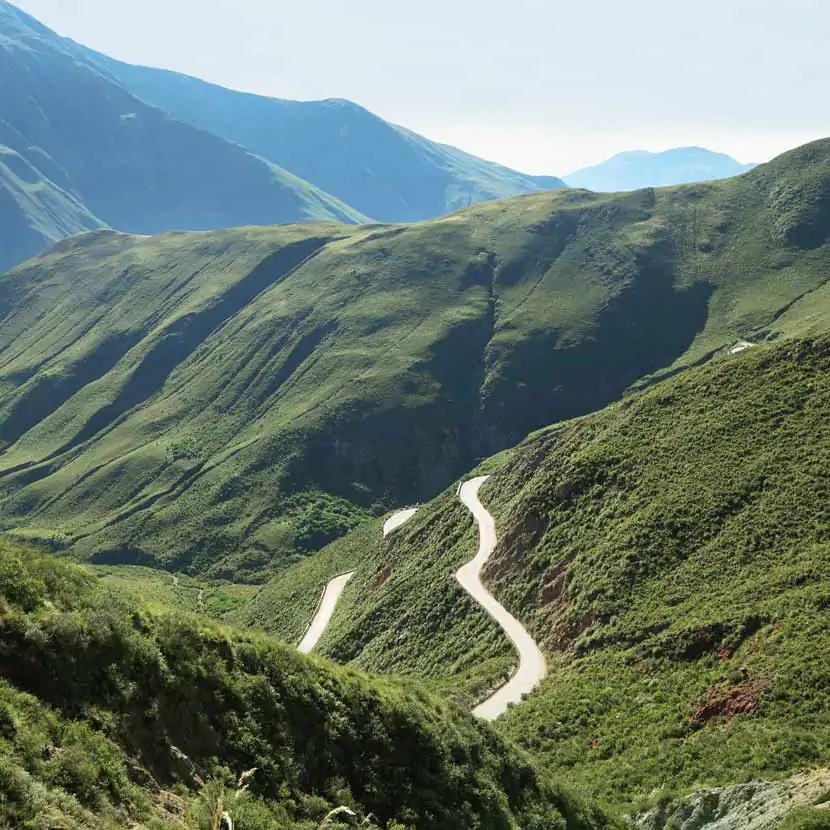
left=89, top=564, right=259, bottom=619
left=780, top=808, right=830, bottom=830
left=488, top=337, right=830, bottom=806
left=1, top=140, right=830, bottom=582
left=233, top=505, right=518, bottom=708
left=247, top=337, right=830, bottom=811
left=0, top=143, right=105, bottom=272
left=0, top=535, right=618, bottom=829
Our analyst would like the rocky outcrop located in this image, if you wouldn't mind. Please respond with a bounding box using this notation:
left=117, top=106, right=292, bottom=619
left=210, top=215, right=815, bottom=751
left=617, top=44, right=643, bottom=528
left=637, top=769, right=830, bottom=830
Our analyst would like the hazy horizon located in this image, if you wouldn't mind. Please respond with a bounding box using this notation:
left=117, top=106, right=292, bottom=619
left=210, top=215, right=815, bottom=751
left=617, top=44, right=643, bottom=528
left=8, top=0, right=829, bottom=174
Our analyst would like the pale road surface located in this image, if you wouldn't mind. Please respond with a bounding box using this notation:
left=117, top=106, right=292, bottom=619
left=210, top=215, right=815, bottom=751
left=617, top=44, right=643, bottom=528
left=297, top=571, right=355, bottom=654
left=730, top=339, right=757, bottom=354
left=457, top=476, right=548, bottom=720
left=297, top=507, right=418, bottom=654
left=383, top=507, right=419, bottom=536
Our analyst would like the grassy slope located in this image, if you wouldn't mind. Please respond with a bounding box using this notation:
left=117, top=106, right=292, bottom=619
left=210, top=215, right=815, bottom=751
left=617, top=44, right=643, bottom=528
left=0, top=5, right=364, bottom=272
left=0, top=537, right=614, bottom=830
left=1, top=140, right=830, bottom=579
left=80, top=47, right=567, bottom=223
left=246, top=337, right=830, bottom=809
left=232, top=507, right=518, bottom=708
left=488, top=338, right=830, bottom=806
left=90, top=564, right=259, bottom=619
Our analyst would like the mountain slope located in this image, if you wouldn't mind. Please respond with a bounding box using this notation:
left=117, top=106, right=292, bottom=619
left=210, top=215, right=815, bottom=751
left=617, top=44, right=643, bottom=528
left=0, top=3, right=365, bottom=272
left=565, top=147, right=756, bottom=192
left=1, top=139, right=829, bottom=579
left=0, top=142, right=106, bottom=272
left=0, top=536, right=616, bottom=829
left=78, top=46, right=567, bottom=222
left=244, top=336, right=830, bottom=810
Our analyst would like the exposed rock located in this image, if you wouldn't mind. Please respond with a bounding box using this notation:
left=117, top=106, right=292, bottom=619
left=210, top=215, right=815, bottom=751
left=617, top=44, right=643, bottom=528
left=637, top=768, right=830, bottom=830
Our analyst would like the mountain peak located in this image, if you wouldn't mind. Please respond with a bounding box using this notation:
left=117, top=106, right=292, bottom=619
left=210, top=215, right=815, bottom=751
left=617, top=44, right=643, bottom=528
left=565, top=146, right=755, bottom=192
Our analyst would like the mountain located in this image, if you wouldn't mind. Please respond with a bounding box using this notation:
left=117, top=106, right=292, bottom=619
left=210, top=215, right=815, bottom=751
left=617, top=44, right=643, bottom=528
left=77, top=45, right=567, bottom=222
left=0, top=536, right=617, bottom=829
left=243, top=334, right=830, bottom=815
left=0, top=3, right=365, bottom=272
left=0, top=138, right=829, bottom=581
left=565, top=147, right=757, bottom=192
left=0, top=143, right=106, bottom=272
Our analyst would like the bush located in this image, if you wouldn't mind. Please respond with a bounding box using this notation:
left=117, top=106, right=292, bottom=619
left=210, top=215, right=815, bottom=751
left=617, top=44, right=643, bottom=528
left=780, top=806, right=830, bottom=830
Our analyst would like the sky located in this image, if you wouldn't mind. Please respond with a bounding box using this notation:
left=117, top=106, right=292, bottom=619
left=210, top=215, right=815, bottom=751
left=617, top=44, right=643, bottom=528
left=10, top=0, right=830, bottom=174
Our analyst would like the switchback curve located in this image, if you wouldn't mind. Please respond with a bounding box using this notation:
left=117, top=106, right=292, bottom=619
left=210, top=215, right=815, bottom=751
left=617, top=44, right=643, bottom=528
left=297, top=507, right=418, bottom=653
left=457, top=476, right=547, bottom=720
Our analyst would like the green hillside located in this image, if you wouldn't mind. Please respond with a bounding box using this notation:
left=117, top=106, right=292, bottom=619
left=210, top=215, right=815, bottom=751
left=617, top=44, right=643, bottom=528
left=247, top=336, right=830, bottom=810
left=1, top=139, right=829, bottom=580
left=491, top=337, right=830, bottom=806
left=0, top=537, right=616, bottom=829
left=79, top=47, right=566, bottom=223
left=0, top=4, right=365, bottom=272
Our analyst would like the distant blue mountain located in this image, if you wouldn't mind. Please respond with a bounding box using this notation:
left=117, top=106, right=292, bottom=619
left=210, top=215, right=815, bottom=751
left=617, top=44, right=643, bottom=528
left=0, top=4, right=567, bottom=273
left=0, top=3, right=366, bottom=272
left=78, top=48, right=567, bottom=223
left=565, top=147, right=757, bottom=192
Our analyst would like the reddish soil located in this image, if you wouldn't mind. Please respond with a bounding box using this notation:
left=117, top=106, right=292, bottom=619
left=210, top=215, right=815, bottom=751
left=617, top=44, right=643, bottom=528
left=692, top=676, right=769, bottom=726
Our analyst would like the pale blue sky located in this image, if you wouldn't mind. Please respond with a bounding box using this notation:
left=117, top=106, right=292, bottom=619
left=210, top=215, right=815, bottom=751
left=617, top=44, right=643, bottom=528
left=10, top=0, right=830, bottom=174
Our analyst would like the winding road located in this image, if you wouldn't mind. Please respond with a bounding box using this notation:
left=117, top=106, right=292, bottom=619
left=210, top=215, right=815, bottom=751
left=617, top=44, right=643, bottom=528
left=383, top=507, right=418, bottom=536
left=297, top=507, right=418, bottom=654
left=297, top=571, right=355, bottom=654
left=457, top=476, right=547, bottom=720
left=297, top=484, right=546, bottom=720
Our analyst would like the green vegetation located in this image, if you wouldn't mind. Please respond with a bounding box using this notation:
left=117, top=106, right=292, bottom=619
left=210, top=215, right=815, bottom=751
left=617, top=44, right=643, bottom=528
left=232, top=519, right=386, bottom=646
left=780, top=808, right=830, bottom=830
left=0, top=536, right=615, bottom=829
left=3, top=6, right=829, bottom=826
left=2, top=139, right=830, bottom=580
left=0, top=143, right=106, bottom=273
left=488, top=338, right=830, bottom=805
left=90, top=564, right=258, bottom=619
left=233, top=505, right=517, bottom=708
left=250, top=338, right=830, bottom=810
left=0, top=4, right=365, bottom=272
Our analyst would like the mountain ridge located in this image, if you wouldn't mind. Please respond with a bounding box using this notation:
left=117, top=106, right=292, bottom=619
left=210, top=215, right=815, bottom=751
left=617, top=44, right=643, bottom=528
left=1, top=137, right=829, bottom=580
left=0, top=2, right=367, bottom=272
left=74, top=41, right=568, bottom=222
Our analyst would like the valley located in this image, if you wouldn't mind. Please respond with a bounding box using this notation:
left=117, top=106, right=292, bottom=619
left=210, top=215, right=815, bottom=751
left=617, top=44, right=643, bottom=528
left=1, top=4, right=829, bottom=821
left=2, top=139, right=830, bottom=586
